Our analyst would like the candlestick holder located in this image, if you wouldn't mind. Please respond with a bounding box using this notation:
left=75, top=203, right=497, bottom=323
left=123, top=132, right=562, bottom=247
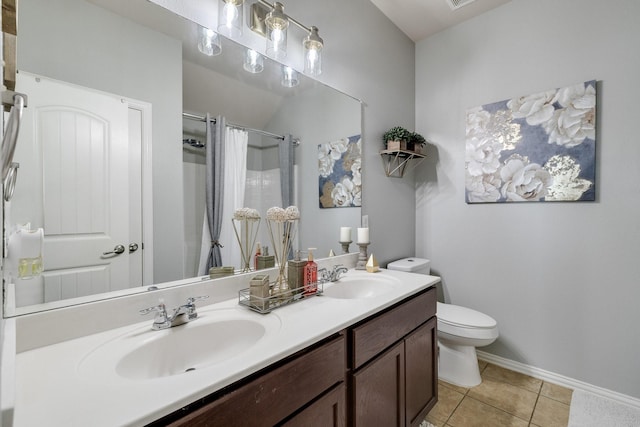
left=355, top=242, right=370, bottom=270
left=339, top=240, right=352, bottom=254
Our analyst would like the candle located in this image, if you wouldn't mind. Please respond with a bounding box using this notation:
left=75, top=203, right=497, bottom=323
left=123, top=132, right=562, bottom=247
left=357, top=227, right=369, bottom=244
left=340, top=227, right=352, bottom=242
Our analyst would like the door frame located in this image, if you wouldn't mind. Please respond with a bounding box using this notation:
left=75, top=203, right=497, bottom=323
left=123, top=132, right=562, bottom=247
left=125, top=98, right=153, bottom=287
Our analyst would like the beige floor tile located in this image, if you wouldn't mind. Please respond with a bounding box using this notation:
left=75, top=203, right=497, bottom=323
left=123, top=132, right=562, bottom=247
left=440, top=379, right=469, bottom=395
left=482, top=364, right=543, bottom=394
left=540, top=382, right=573, bottom=405
left=426, top=383, right=465, bottom=424
left=530, top=395, right=570, bottom=427
left=467, top=376, right=538, bottom=421
left=447, top=397, right=529, bottom=427
left=478, top=359, right=488, bottom=372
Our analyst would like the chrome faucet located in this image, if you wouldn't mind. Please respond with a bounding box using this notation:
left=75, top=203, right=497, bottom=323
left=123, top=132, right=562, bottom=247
left=140, top=295, right=209, bottom=330
left=318, top=265, right=349, bottom=283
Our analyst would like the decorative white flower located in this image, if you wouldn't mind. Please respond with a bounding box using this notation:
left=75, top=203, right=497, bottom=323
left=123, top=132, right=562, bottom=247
left=233, top=207, right=261, bottom=221
left=328, top=137, right=349, bottom=159
left=544, top=155, right=592, bottom=201
left=466, top=107, right=492, bottom=139
left=318, top=143, right=336, bottom=178
left=284, top=205, right=300, bottom=220
left=351, top=185, right=362, bottom=207
left=500, top=155, right=553, bottom=201
left=543, top=83, right=596, bottom=147
left=266, top=206, right=286, bottom=222
left=465, top=137, right=504, bottom=177
left=507, top=89, right=556, bottom=126
left=350, top=157, right=362, bottom=186
left=465, top=173, right=502, bottom=203
left=331, top=177, right=355, bottom=207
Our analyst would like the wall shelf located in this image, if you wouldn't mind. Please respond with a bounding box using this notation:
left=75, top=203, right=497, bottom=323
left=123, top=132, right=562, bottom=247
left=379, top=149, right=426, bottom=178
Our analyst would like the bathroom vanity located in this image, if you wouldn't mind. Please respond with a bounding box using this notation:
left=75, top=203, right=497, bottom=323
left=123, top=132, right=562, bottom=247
left=12, top=268, right=439, bottom=426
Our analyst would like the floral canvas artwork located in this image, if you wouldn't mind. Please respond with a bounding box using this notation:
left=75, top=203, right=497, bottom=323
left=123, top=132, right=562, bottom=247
left=465, top=80, right=596, bottom=203
left=319, top=135, right=362, bottom=208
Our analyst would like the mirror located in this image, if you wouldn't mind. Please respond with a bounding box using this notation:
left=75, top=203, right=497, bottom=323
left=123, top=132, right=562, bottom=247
left=3, top=0, right=362, bottom=316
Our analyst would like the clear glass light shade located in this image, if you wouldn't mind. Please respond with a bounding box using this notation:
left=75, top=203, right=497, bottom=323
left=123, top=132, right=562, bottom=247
left=265, top=2, right=289, bottom=60
left=303, top=26, right=323, bottom=76
left=281, top=66, right=299, bottom=87
left=197, top=26, right=222, bottom=56
left=218, top=0, right=244, bottom=38
left=243, top=49, right=264, bottom=73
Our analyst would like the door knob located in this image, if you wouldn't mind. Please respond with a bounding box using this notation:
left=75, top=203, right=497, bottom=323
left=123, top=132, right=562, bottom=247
left=129, top=243, right=139, bottom=253
left=103, top=244, right=126, bottom=255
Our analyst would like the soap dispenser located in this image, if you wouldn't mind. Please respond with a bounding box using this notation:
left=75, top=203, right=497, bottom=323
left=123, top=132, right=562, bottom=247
left=303, top=248, right=318, bottom=296
left=288, top=250, right=306, bottom=294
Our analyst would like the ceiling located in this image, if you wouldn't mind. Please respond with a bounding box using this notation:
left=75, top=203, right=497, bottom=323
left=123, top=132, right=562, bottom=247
left=370, top=0, right=511, bottom=42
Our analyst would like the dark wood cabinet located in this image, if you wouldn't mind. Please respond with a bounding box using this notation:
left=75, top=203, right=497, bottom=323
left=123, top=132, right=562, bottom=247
left=161, top=334, right=346, bottom=427
left=150, top=286, right=437, bottom=427
left=352, top=341, right=405, bottom=426
left=405, top=317, right=438, bottom=427
left=348, top=287, right=437, bottom=427
left=281, top=383, right=346, bottom=427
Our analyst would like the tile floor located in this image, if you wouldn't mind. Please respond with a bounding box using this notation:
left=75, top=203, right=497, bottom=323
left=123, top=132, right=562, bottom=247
left=426, top=360, right=573, bottom=427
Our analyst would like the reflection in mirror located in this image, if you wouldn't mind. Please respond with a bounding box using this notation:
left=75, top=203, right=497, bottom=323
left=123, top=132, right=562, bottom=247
left=3, top=0, right=362, bottom=316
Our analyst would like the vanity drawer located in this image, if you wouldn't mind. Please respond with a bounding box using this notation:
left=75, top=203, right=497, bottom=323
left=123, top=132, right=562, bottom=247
left=166, top=333, right=346, bottom=427
left=350, top=287, right=436, bottom=369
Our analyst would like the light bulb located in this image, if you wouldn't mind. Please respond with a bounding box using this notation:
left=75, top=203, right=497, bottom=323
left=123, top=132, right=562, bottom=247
left=197, top=26, right=221, bottom=56
left=222, top=3, right=238, bottom=29
left=243, top=49, right=264, bottom=73
left=218, top=0, right=244, bottom=38
left=281, top=66, right=299, bottom=88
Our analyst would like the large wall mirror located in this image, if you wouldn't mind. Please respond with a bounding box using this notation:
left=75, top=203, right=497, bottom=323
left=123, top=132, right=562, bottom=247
left=3, top=0, right=362, bottom=316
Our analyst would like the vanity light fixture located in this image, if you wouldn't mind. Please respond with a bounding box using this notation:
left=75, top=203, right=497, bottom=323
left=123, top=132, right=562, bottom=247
left=243, top=49, right=264, bottom=73
left=265, top=2, right=289, bottom=60
left=197, top=26, right=222, bottom=56
left=281, top=65, right=299, bottom=87
left=218, top=0, right=244, bottom=38
left=250, top=0, right=325, bottom=76
left=303, top=26, right=323, bottom=76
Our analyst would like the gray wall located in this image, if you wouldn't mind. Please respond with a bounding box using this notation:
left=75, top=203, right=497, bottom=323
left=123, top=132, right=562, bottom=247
left=415, top=0, right=640, bottom=398
left=18, top=0, right=184, bottom=283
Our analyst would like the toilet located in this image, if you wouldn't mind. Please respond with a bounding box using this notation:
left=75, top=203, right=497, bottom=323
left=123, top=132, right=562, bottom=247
left=387, top=258, right=498, bottom=387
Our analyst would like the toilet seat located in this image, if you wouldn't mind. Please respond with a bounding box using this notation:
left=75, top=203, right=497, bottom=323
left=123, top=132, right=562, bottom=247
left=437, top=302, right=498, bottom=341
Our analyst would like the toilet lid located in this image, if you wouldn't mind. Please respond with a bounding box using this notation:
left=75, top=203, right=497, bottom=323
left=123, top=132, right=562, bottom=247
left=437, top=302, right=496, bottom=329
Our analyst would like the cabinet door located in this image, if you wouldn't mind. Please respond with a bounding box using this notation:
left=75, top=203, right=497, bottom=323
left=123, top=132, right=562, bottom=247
left=405, top=317, right=438, bottom=427
left=281, top=383, right=346, bottom=427
left=352, top=341, right=405, bottom=427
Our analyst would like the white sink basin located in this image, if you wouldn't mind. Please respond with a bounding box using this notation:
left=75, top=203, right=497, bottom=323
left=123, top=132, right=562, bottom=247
left=322, top=273, right=401, bottom=299
left=78, top=308, right=281, bottom=381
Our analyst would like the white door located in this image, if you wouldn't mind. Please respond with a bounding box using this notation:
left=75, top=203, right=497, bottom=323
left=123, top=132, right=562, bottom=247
left=13, top=72, right=142, bottom=303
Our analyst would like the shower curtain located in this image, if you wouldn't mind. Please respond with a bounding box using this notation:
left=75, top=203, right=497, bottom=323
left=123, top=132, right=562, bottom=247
left=218, top=127, right=248, bottom=270
left=278, top=134, right=295, bottom=208
left=197, top=114, right=225, bottom=275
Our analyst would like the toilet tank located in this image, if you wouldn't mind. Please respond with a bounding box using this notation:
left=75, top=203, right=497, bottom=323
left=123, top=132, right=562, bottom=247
left=387, top=257, right=431, bottom=275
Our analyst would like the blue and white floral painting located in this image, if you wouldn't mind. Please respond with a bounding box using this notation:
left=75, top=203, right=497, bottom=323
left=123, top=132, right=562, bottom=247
left=319, top=135, right=362, bottom=208
left=465, top=80, right=596, bottom=203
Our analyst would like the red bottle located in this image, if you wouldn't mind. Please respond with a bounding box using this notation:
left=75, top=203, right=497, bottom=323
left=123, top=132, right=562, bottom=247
left=303, top=248, right=318, bottom=295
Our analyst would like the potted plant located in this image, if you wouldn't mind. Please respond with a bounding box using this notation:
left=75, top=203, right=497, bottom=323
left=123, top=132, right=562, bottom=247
left=383, top=126, right=412, bottom=151
left=383, top=127, right=426, bottom=153
left=409, top=132, right=426, bottom=154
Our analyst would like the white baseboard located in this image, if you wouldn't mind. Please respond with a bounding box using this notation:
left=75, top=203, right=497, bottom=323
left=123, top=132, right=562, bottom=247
left=476, top=350, right=640, bottom=410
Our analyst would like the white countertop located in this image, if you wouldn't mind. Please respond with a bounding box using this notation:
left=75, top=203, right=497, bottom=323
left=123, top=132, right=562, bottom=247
left=13, top=268, right=439, bottom=427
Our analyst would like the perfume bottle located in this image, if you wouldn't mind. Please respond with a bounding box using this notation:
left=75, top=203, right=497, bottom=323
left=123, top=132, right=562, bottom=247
left=303, top=248, right=318, bottom=296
